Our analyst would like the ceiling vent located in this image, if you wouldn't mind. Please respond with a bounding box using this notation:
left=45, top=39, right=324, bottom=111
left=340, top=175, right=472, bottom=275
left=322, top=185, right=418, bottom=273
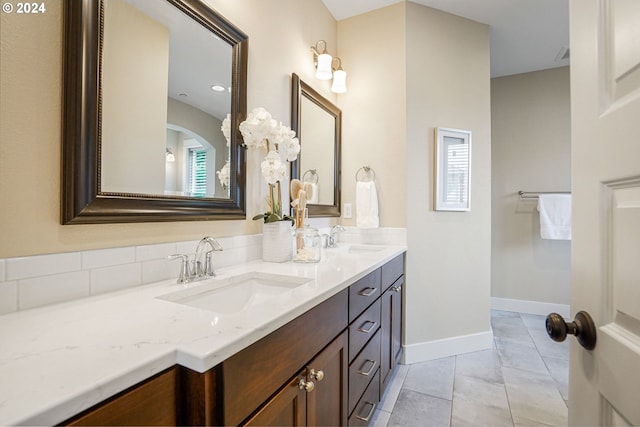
left=555, top=46, right=570, bottom=62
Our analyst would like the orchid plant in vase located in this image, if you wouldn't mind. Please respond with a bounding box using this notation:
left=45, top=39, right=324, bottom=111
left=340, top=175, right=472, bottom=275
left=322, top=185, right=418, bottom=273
left=239, top=107, right=300, bottom=223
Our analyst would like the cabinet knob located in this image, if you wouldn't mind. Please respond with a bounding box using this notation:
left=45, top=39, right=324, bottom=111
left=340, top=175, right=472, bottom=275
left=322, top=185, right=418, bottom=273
left=309, top=369, right=324, bottom=382
left=298, top=378, right=315, bottom=392
left=391, top=285, right=402, bottom=292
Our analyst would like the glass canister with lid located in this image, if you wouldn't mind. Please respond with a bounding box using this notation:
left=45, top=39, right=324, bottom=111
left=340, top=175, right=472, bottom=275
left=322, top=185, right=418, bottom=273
left=293, top=225, right=321, bottom=263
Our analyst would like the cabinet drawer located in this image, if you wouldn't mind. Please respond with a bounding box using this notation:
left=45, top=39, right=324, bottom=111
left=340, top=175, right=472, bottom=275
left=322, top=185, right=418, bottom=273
left=348, top=329, right=381, bottom=415
left=381, top=254, right=404, bottom=291
left=349, top=299, right=381, bottom=363
left=348, top=370, right=380, bottom=427
left=349, top=269, right=381, bottom=323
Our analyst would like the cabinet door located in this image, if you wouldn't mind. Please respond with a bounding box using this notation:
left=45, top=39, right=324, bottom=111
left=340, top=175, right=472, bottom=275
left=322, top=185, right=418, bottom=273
left=391, top=277, right=403, bottom=364
left=307, top=331, right=348, bottom=427
left=380, top=277, right=403, bottom=390
left=380, top=287, right=392, bottom=388
left=243, top=374, right=307, bottom=427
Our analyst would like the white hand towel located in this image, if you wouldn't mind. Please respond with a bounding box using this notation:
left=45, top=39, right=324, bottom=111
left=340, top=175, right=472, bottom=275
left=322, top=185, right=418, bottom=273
left=306, top=183, right=319, bottom=204
left=356, top=181, right=379, bottom=228
left=537, top=194, right=572, bottom=240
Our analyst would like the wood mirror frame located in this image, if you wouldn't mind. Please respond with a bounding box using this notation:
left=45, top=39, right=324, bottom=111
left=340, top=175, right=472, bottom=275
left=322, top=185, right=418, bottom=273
left=290, top=73, right=342, bottom=217
left=61, top=0, right=247, bottom=224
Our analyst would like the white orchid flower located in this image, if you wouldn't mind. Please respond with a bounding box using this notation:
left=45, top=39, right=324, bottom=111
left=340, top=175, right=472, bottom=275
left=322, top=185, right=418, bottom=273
left=261, top=150, right=287, bottom=185
left=221, top=114, right=231, bottom=147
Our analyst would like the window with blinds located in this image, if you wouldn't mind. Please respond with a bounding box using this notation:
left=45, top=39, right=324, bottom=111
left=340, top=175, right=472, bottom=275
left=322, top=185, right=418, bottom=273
left=187, top=148, right=207, bottom=197
left=443, top=136, right=469, bottom=204
left=435, top=128, right=471, bottom=211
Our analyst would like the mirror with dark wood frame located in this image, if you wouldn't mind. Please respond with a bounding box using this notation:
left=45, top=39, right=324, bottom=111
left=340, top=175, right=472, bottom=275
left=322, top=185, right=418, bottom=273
left=290, top=73, right=341, bottom=217
left=62, top=0, right=247, bottom=224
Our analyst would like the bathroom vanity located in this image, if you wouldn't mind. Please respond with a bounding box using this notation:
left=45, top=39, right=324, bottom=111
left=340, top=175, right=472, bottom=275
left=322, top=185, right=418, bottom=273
left=0, top=245, right=405, bottom=426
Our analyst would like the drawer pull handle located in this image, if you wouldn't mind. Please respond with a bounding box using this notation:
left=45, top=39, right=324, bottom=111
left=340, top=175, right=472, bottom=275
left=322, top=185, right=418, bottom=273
left=298, top=378, right=315, bottom=392
left=309, top=368, right=324, bottom=382
left=356, top=402, right=377, bottom=422
left=391, top=285, right=402, bottom=292
left=357, top=359, right=377, bottom=376
left=357, top=320, right=377, bottom=334
left=358, top=287, right=377, bottom=297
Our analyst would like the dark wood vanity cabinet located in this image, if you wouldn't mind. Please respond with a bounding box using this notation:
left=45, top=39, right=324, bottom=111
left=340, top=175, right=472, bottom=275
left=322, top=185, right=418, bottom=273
left=62, top=254, right=405, bottom=427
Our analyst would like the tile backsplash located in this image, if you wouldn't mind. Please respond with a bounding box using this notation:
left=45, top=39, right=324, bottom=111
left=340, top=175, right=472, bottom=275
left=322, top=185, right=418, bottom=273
left=0, top=227, right=406, bottom=315
left=0, top=234, right=262, bottom=314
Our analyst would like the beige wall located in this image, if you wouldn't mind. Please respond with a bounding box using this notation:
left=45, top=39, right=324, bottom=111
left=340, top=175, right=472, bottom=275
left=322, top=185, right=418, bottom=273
left=0, top=0, right=337, bottom=258
left=337, top=3, right=407, bottom=228
left=405, top=3, right=492, bottom=347
left=491, top=67, right=571, bottom=305
left=338, top=2, right=492, bottom=354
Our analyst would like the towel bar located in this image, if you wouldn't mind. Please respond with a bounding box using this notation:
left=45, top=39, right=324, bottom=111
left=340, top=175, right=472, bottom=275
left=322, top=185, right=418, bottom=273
left=518, top=191, right=571, bottom=199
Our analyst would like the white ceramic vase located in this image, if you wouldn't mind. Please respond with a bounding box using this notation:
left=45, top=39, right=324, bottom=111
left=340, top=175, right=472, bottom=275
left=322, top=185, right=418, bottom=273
left=262, top=221, right=293, bottom=262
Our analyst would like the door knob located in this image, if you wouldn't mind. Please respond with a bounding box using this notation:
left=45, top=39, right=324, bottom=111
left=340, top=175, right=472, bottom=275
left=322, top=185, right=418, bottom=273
left=546, top=310, right=597, bottom=350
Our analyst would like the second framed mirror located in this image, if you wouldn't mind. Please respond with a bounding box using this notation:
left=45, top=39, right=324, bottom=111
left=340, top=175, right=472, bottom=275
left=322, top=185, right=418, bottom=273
left=290, top=73, right=341, bottom=217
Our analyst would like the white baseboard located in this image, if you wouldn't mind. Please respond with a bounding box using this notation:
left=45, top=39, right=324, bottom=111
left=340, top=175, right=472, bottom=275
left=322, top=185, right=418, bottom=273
left=402, top=331, right=494, bottom=365
left=491, top=297, right=570, bottom=318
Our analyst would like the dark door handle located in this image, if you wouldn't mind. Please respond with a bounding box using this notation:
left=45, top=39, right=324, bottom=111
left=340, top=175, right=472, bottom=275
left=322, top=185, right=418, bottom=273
left=546, top=310, right=597, bottom=350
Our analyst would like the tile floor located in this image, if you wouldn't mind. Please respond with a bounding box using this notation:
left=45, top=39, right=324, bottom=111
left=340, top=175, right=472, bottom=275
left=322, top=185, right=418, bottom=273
left=371, top=310, right=569, bottom=427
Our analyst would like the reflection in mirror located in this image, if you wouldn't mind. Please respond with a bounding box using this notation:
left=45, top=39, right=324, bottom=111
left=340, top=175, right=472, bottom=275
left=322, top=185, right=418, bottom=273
left=61, top=0, right=247, bottom=224
left=299, top=97, right=334, bottom=205
left=291, top=74, right=341, bottom=217
left=101, top=0, right=231, bottom=199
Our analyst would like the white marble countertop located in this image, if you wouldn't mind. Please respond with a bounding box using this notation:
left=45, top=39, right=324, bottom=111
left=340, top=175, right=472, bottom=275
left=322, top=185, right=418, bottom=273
left=0, top=244, right=406, bottom=426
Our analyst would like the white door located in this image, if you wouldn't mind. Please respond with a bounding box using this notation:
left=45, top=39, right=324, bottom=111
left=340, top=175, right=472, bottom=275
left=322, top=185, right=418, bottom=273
left=569, top=0, right=640, bottom=425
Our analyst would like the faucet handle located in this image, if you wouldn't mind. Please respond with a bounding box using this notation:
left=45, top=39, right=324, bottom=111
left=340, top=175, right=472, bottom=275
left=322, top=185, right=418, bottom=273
left=203, top=251, right=216, bottom=277
left=168, top=254, right=191, bottom=284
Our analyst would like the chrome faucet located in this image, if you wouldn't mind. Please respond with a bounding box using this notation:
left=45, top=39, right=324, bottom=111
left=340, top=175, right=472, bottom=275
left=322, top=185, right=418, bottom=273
left=195, top=236, right=223, bottom=278
left=327, top=225, right=345, bottom=248
left=168, top=236, right=223, bottom=284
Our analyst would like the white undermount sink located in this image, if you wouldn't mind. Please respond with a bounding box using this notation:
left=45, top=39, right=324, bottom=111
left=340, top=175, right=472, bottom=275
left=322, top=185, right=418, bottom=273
left=157, top=272, right=312, bottom=315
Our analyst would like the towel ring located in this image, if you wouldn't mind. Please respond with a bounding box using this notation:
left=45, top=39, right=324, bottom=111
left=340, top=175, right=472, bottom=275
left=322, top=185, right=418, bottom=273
left=356, top=166, right=376, bottom=182
left=302, top=169, right=319, bottom=184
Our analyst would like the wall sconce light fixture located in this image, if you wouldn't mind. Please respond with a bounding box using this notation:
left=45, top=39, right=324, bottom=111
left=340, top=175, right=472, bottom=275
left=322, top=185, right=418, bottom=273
left=166, top=148, right=175, bottom=162
left=311, top=40, right=347, bottom=93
